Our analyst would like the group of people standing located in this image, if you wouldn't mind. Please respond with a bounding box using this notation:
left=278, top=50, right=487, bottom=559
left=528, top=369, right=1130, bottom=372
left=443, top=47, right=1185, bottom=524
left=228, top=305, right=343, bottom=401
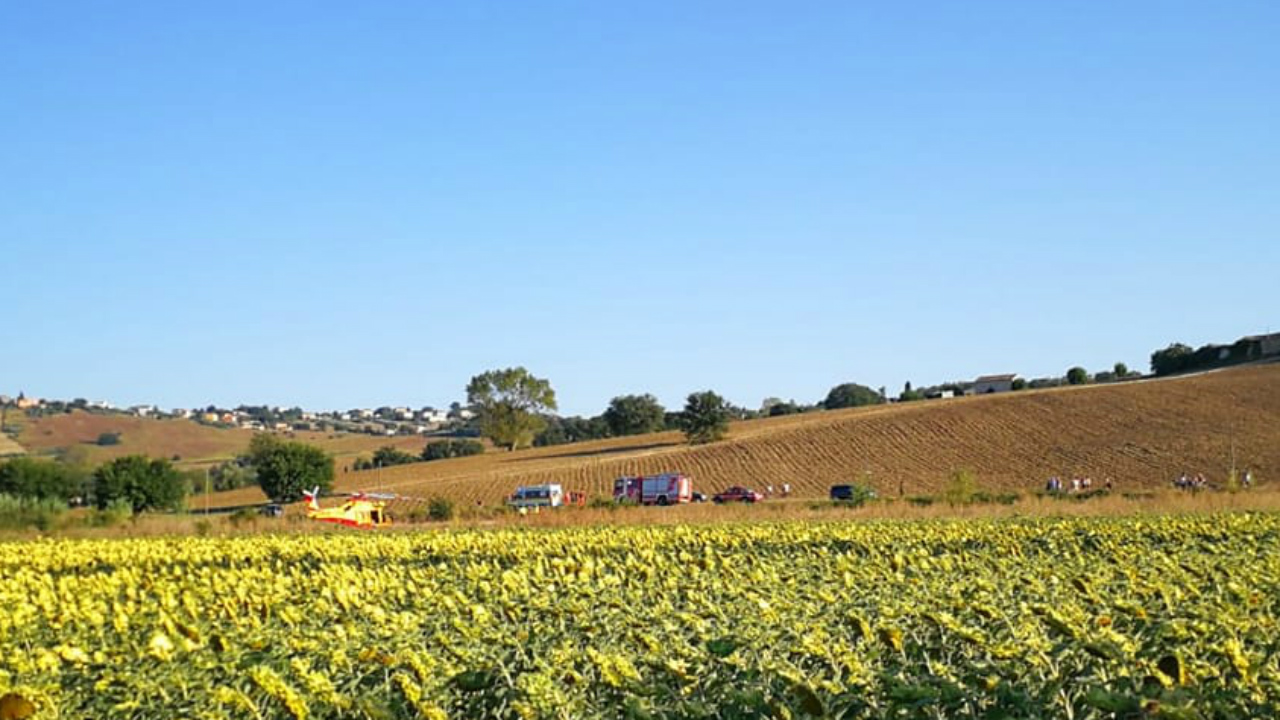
left=1044, top=475, right=1112, bottom=493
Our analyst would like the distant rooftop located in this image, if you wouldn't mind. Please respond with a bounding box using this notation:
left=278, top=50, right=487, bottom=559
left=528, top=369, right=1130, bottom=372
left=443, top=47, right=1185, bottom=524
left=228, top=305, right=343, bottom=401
left=974, top=374, right=1018, bottom=383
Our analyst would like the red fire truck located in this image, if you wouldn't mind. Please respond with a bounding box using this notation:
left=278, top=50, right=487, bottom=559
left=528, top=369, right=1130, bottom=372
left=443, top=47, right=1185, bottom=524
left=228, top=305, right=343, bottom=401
left=613, top=473, right=693, bottom=506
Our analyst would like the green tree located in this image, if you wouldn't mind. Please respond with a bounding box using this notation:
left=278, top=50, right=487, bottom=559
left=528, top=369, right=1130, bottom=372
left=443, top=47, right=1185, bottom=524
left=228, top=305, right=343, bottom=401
left=372, top=445, right=418, bottom=467
left=1151, top=343, right=1193, bottom=376
left=421, top=439, right=486, bottom=461
left=823, top=382, right=884, bottom=410
left=0, top=457, right=87, bottom=502
left=466, top=367, right=558, bottom=451
left=92, top=455, right=186, bottom=512
left=1066, top=366, right=1089, bottom=385
left=208, top=459, right=257, bottom=492
left=1011, top=378, right=1028, bottom=391
left=603, top=394, right=666, bottom=436
left=898, top=381, right=924, bottom=402
left=249, top=435, right=334, bottom=503
left=679, top=391, right=731, bottom=444
left=1114, top=361, right=1129, bottom=377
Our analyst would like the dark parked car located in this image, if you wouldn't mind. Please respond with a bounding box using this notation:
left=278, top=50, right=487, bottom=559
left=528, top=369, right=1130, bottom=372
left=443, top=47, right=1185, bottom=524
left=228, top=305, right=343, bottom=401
left=830, top=484, right=877, bottom=503
left=691, top=491, right=707, bottom=503
left=260, top=503, right=284, bottom=518
left=713, top=486, right=764, bottom=504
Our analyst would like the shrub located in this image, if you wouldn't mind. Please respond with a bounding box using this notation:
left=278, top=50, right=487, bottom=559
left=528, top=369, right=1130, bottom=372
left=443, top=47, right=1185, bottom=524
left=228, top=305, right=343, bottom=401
left=588, top=495, right=618, bottom=510
left=421, top=440, right=486, bottom=462
left=427, top=497, right=455, bottom=521
left=91, top=499, right=135, bottom=527
left=0, top=493, right=66, bottom=531
left=943, top=469, right=979, bottom=505
left=97, top=432, right=122, bottom=446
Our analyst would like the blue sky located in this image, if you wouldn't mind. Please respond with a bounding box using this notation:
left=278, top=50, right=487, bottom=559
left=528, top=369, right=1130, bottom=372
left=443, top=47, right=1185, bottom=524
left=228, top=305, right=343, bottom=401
left=3, top=2, right=1276, bottom=415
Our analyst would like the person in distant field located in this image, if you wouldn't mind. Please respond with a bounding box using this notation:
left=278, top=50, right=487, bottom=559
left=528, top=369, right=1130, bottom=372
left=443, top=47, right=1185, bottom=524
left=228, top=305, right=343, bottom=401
left=1082, top=477, right=1092, bottom=490
left=782, top=483, right=791, bottom=497
left=766, top=484, right=775, bottom=496
left=1104, top=477, right=1113, bottom=491
left=1071, top=477, right=1081, bottom=493
left=1243, top=469, right=1253, bottom=488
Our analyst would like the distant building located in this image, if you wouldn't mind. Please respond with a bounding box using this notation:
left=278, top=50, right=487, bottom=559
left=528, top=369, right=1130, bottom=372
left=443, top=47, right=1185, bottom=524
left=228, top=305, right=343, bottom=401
left=16, top=394, right=41, bottom=410
left=1242, top=333, right=1280, bottom=358
left=925, top=389, right=956, bottom=400
left=201, top=412, right=220, bottom=424
left=971, top=374, right=1018, bottom=394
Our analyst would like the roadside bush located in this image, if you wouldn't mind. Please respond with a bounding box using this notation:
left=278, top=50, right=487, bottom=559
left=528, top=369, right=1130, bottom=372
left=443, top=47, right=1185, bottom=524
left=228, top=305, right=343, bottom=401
left=0, top=493, right=66, bottom=531
left=91, top=499, right=135, bottom=528
left=96, top=432, right=122, bottom=446
left=427, top=497, right=455, bottom=521
left=943, top=469, right=979, bottom=505
left=421, top=440, right=485, bottom=462
left=589, top=495, right=618, bottom=510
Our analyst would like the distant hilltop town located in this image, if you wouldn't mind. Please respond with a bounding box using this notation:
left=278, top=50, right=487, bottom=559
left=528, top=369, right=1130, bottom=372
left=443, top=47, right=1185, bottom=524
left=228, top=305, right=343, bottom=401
left=0, top=393, right=475, bottom=438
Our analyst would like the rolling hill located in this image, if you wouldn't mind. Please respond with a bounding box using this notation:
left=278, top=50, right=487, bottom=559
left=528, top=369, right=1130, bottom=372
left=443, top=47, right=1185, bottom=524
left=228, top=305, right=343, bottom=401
left=213, top=363, right=1280, bottom=508
left=14, top=411, right=428, bottom=469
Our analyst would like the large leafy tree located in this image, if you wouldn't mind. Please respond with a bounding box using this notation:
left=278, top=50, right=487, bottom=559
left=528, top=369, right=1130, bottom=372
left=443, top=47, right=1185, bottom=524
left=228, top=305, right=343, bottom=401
left=92, top=455, right=186, bottom=512
left=679, top=390, right=731, bottom=445
left=824, top=382, right=884, bottom=409
left=1151, top=343, right=1193, bottom=376
left=249, top=434, right=334, bottom=503
left=0, top=457, right=88, bottom=502
left=467, top=367, right=558, bottom=451
left=603, top=394, right=666, bottom=437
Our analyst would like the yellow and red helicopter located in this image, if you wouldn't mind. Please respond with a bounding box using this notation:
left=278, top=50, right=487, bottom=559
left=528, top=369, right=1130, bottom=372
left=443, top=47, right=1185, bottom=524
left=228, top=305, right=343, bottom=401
left=302, top=486, right=395, bottom=528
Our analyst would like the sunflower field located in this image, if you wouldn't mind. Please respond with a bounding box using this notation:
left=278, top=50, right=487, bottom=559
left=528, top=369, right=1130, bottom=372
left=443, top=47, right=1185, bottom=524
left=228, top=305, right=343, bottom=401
left=2, top=513, right=1278, bottom=718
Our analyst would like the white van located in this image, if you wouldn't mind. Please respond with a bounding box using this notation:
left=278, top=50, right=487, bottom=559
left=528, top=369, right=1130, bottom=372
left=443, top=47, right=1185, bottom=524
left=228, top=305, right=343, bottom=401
left=506, top=483, right=565, bottom=509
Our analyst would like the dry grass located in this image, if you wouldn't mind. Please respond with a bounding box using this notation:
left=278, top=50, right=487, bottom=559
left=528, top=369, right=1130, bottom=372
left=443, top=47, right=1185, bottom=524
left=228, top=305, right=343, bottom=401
left=8, top=487, right=1280, bottom=542
left=15, top=412, right=435, bottom=469
left=214, top=364, right=1280, bottom=509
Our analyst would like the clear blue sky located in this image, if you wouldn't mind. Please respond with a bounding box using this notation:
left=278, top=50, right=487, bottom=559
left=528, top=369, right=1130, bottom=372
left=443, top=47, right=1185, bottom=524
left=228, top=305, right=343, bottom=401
left=3, top=2, right=1276, bottom=415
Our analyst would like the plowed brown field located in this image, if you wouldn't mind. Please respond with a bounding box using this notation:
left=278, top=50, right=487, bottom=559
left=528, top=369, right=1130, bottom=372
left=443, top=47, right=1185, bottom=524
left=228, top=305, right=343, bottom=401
left=211, top=363, right=1280, bottom=508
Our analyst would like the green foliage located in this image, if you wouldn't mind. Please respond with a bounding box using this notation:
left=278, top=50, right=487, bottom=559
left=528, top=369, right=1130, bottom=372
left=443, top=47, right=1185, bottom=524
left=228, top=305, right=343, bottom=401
left=96, top=432, right=122, bottom=446
left=603, top=394, right=666, bottom=436
left=0, top=493, right=66, bottom=531
left=1011, top=378, right=1028, bottom=391
left=1114, top=361, right=1129, bottom=377
left=428, top=496, right=455, bottom=521
left=90, top=499, right=134, bottom=527
left=92, top=455, right=187, bottom=513
left=208, top=459, right=257, bottom=491
left=534, top=416, right=609, bottom=446
left=679, top=390, right=731, bottom=444
left=1066, top=366, right=1089, bottom=385
left=466, top=367, right=558, bottom=451
left=248, top=435, right=334, bottom=503
left=421, top=439, right=486, bottom=462
left=823, top=382, right=884, bottom=410
left=372, top=445, right=418, bottom=467
left=0, top=456, right=87, bottom=502
left=1151, top=342, right=1194, bottom=376
left=942, top=469, right=979, bottom=505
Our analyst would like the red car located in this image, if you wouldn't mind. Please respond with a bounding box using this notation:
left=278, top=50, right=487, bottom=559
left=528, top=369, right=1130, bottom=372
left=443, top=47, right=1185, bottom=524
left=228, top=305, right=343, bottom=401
left=713, top=486, right=764, bottom=503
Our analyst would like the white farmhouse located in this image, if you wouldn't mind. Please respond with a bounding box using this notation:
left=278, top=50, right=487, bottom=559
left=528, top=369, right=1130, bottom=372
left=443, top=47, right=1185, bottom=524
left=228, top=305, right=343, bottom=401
left=971, top=374, right=1019, bottom=395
